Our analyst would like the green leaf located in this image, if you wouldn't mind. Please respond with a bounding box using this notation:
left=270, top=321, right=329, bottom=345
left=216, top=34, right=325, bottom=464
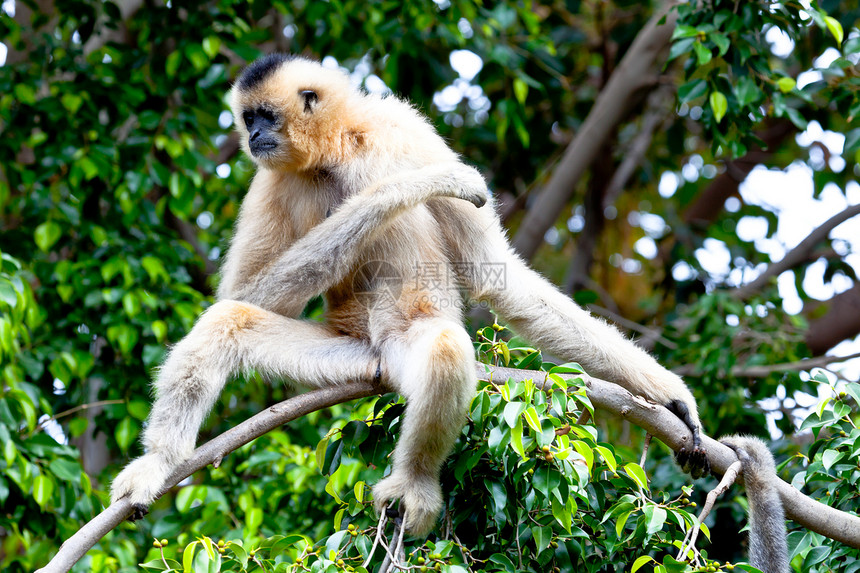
left=644, top=505, right=667, bottom=536
left=503, top=401, right=526, bottom=427
left=33, top=474, right=55, bottom=509
left=245, top=506, right=263, bottom=535
left=531, top=525, right=552, bottom=550
left=822, top=449, right=844, bottom=470
left=678, top=79, right=707, bottom=103
left=183, top=540, right=199, bottom=573
left=115, top=417, right=140, bottom=453
left=523, top=406, right=542, bottom=433
left=823, top=16, right=843, bottom=46
left=513, top=78, right=528, bottom=105
left=710, top=32, right=730, bottom=56
left=632, top=555, right=655, bottom=572
left=551, top=496, right=571, bottom=533
left=323, top=438, right=344, bottom=475
left=166, top=51, right=182, bottom=78
left=202, top=36, right=221, bottom=58
left=34, top=221, right=62, bottom=252
left=671, top=25, right=700, bottom=40
left=341, top=420, right=369, bottom=446
left=510, top=419, right=526, bottom=460
left=734, top=76, right=763, bottom=107
left=777, top=77, right=796, bottom=93
left=709, top=90, right=728, bottom=123
left=0, top=280, right=18, bottom=308
left=842, top=128, right=860, bottom=155
left=571, top=440, right=594, bottom=472
left=595, top=445, right=617, bottom=473
left=786, top=107, right=807, bottom=129
left=693, top=41, right=712, bottom=65
left=624, top=462, right=649, bottom=490
left=668, top=37, right=695, bottom=62
left=48, top=458, right=81, bottom=482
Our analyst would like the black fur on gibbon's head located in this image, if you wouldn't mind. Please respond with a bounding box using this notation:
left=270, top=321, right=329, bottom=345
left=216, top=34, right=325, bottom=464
left=237, top=53, right=298, bottom=91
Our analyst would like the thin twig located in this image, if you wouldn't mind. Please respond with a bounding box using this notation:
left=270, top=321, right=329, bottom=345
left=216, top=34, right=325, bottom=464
left=674, top=350, right=860, bottom=378
left=29, top=399, right=125, bottom=436
left=362, top=509, right=388, bottom=569
left=677, top=460, right=742, bottom=564
left=640, top=434, right=653, bottom=467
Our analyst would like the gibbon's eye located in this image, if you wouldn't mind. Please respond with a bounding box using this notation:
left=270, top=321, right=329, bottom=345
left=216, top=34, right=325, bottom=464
left=242, top=111, right=255, bottom=129
left=300, top=90, right=318, bottom=113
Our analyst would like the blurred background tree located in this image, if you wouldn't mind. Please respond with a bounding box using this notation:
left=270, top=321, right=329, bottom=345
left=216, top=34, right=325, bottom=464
left=1, top=0, right=859, bottom=571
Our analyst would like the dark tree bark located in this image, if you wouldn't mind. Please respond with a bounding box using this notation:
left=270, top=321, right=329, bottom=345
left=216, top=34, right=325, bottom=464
left=806, top=284, right=860, bottom=355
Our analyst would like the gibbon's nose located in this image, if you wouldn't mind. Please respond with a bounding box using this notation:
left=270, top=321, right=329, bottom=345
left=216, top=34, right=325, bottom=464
left=249, top=127, right=263, bottom=142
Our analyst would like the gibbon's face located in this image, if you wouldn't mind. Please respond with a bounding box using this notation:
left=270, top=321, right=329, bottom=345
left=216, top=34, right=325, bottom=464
left=230, top=55, right=353, bottom=172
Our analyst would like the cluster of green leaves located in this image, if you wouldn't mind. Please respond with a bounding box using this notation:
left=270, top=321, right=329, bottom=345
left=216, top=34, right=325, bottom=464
left=670, top=0, right=857, bottom=157
left=784, top=378, right=860, bottom=573
left=0, top=252, right=103, bottom=571
left=659, top=292, right=813, bottom=437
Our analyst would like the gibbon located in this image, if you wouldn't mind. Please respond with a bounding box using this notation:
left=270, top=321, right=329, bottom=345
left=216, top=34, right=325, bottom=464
left=720, top=436, right=789, bottom=573
left=111, top=53, right=707, bottom=536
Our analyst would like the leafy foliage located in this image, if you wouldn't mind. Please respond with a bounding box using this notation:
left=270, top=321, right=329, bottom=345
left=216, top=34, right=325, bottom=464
left=1, top=0, right=859, bottom=571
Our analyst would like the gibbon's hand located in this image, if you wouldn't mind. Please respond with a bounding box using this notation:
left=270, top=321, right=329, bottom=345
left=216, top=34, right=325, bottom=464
left=443, top=163, right=489, bottom=208
left=351, top=161, right=489, bottom=210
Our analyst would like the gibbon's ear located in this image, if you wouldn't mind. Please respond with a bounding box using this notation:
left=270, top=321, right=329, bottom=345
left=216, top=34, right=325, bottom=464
left=301, top=90, right=319, bottom=113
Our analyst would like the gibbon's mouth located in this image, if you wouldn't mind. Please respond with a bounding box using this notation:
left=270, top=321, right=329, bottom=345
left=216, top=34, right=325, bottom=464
left=249, top=140, right=278, bottom=156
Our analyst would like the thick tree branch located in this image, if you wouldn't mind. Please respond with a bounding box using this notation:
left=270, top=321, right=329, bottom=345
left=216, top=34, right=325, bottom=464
left=732, top=203, right=860, bottom=300
left=806, top=283, right=860, bottom=355
left=511, top=2, right=679, bottom=260
left=37, top=364, right=860, bottom=573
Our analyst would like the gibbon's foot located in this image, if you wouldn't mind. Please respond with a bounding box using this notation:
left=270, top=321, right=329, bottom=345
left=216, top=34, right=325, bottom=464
left=111, top=453, right=176, bottom=512
left=373, top=472, right=442, bottom=537
left=384, top=503, right=402, bottom=522
left=675, top=446, right=710, bottom=479
left=129, top=503, right=149, bottom=521
left=667, top=400, right=711, bottom=479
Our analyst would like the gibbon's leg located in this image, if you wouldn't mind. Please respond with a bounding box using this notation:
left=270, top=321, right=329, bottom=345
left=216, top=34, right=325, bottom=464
left=372, top=317, right=477, bottom=536
left=229, top=162, right=488, bottom=316
left=111, top=300, right=378, bottom=515
left=428, top=201, right=709, bottom=477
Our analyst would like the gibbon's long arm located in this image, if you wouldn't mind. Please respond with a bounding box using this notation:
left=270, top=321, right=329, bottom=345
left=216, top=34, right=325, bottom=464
left=218, top=161, right=487, bottom=316
left=721, top=436, right=789, bottom=573
left=428, top=199, right=709, bottom=476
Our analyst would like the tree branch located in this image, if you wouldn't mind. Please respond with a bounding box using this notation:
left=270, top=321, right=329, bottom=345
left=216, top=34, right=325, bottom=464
left=732, top=203, right=860, bottom=300
left=806, top=283, right=860, bottom=355
left=511, top=2, right=679, bottom=260
left=673, top=351, right=860, bottom=378
left=37, top=364, right=860, bottom=573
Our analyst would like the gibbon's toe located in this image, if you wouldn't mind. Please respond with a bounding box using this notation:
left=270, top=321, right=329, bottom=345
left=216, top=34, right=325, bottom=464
left=675, top=447, right=710, bottom=480
left=129, top=504, right=149, bottom=521
left=373, top=473, right=443, bottom=537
